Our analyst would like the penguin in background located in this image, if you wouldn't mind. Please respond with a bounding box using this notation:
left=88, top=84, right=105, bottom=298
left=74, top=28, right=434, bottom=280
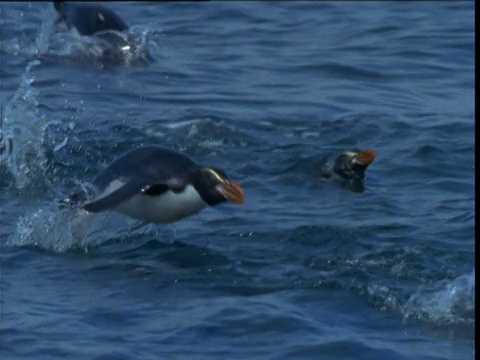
left=52, top=1, right=154, bottom=64
left=316, top=149, right=376, bottom=193
left=53, top=1, right=128, bottom=36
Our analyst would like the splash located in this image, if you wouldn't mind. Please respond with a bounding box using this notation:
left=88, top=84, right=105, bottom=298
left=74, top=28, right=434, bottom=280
left=0, top=5, right=153, bottom=67
left=122, top=25, right=154, bottom=65
left=8, top=200, right=152, bottom=253
left=0, top=6, right=55, bottom=57
left=1, top=60, right=48, bottom=190
left=35, top=5, right=57, bottom=56
left=402, top=270, right=475, bottom=326
left=11, top=204, right=88, bottom=253
left=48, top=24, right=153, bottom=67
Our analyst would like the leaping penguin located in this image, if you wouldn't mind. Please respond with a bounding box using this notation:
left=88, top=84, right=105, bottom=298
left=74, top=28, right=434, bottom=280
left=62, top=146, right=245, bottom=224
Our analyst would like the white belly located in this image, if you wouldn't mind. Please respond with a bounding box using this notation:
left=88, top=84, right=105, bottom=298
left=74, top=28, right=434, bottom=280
left=114, top=184, right=207, bottom=223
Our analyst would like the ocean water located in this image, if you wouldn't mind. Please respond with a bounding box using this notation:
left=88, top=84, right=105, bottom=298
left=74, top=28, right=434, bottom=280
left=0, top=2, right=475, bottom=359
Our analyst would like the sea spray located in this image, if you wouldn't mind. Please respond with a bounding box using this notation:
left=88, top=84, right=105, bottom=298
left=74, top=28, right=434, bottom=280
left=2, top=60, right=48, bottom=190
left=402, top=270, right=475, bottom=326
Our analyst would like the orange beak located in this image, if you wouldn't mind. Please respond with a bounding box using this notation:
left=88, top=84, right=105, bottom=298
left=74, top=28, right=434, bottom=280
left=217, top=180, right=245, bottom=204
left=354, top=149, right=376, bottom=166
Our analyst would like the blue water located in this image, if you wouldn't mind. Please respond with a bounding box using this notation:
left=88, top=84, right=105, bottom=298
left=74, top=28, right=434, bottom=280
left=0, top=2, right=475, bottom=359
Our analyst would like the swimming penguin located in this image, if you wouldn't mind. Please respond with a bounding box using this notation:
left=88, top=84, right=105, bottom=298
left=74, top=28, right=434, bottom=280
left=53, top=1, right=128, bottom=36
left=61, top=146, right=245, bottom=224
left=53, top=1, right=154, bottom=64
left=317, top=149, right=376, bottom=192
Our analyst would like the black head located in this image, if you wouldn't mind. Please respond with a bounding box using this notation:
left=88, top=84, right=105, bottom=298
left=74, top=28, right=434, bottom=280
left=53, top=2, right=128, bottom=36
left=53, top=1, right=66, bottom=15
left=333, top=153, right=364, bottom=180
left=333, top=149, right=376, bottom=180
left=188, top=167, right=245, bottom=206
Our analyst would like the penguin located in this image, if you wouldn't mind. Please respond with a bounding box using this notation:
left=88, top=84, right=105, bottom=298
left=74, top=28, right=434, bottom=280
left=61, top=146, right=245, bottom=224
left=317, top=148, right=375, bottom=192
left=53, top=1, right=128, bottom=36
left=53, top=1, right=154, bottom=64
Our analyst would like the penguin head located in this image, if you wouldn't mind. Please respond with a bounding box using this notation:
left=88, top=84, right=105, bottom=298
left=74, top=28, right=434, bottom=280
left=189, top=168, right=245, bottom=206
left=52, top=2, right=129, bottom=36
left=348, top=149, right=376, bottom=178
left=351, top=149, right=375, bottom=167
left=333, top=149, right=376, bottom=180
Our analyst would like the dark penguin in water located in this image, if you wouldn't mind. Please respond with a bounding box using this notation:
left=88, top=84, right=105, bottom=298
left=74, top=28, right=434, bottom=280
left=61, top=146, right=245, bottom=224
left=53, top=1, right=128, bottom=36
left=53, top=1, right=154, bottom=64
left=317, top=149, right=376, bottom=192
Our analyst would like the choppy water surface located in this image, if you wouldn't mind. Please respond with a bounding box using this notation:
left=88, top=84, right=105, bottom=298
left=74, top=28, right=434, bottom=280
left=0, top=2, right=474, bottom=359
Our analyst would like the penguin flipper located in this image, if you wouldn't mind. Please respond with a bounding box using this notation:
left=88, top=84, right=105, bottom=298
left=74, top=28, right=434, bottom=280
left=82, top=178, right=145, bottom=213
